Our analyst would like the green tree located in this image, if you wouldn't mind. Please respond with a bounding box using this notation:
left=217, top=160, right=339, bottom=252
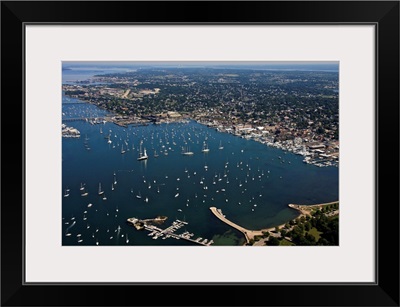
left=268, top=237, right=280, bottom=246
left=317, top=238, right=329, bottom=245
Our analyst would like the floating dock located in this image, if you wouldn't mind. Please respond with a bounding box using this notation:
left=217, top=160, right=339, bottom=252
left=127, top=217, right=213, bottom=246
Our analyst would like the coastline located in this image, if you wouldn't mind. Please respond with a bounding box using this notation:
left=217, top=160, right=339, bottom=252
left=263, top=200, right=339, bottom=231
left=210, top=201, right=339, bottom=246
left=257, top=200, right=339, bottom=246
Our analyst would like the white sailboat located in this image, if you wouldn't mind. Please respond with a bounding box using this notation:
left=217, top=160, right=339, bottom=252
left=136, top=191, right=142, bottom=199
left=121, top=144, right=126, bottom=154
left=219, top=141, right=224, bottom=150
left=202, top=142, right=210, bottom=153
left=182, top=146, right=194, bottom=155
left=81, top=187, right=88, bottom=196
left=137, top=144, right=148, bottom=161
left=63, top=189, right=69, bottom=197
left=98, top=183, right=104, bottom=195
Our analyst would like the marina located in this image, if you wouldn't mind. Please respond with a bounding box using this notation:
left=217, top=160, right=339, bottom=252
left=127, top=217, right=214, bottom=246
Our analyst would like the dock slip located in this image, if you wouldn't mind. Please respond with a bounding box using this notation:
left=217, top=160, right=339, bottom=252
left=209, top=207, right=263, bottom=244
left=127, top=217, right=214, bottom=246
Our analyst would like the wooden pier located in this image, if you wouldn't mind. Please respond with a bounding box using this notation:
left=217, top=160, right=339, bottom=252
left=127, top=217, right=214, bottom=246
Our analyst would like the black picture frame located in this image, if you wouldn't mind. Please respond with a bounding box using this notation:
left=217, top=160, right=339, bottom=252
left=1, top=1, right=399, bottom=306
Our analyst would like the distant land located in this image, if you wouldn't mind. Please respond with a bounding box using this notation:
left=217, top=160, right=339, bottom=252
left=62, top=61, right=339, bottom=72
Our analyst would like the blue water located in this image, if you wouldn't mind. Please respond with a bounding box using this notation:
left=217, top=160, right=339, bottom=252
left=62, top=67, right=134, bottom=83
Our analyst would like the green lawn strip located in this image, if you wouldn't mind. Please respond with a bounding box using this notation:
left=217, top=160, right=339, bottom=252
left=279, top=238, right=295, bottom=246
left=308, top=227, right=323, bottom=240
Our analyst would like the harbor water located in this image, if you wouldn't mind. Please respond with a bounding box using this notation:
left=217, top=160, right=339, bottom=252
left=62, top=94, right=338, bottom=246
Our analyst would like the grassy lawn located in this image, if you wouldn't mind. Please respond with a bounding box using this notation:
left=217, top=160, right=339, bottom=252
left=280, top=239, right=295, bottom=246
left=308, top=227, right=323, bottom=240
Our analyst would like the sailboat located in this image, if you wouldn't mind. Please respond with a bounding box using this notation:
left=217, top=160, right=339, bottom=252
left=202, top=143, right=210, bottom=153
left=81, top=188, right=88, bottom=197
left=63, top=189, right=69, bottom=197
left=121, top=144, right=126, bottom=154
left=136, top=191, right=142, bottom=199
left=154, top=150, right=159, bottom=158
left=111, top=183, right=115, bottom=191
left=137, top=143, right=148, bottom=161
left=219, top=141, right=224, bottom=150
left=182, top=146, right=194, bottom=155
left=80, top=183, right=85, bottom=191
left=98, top=183, right=104, bottom=195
